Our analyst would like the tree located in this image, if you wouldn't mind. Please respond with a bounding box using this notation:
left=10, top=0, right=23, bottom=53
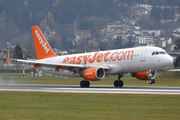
left=144, top=0, right=148, bottom=3
left=47, top=12, right=54, bottom=28
left=13, top=43, right=23, bottom=59
left=174, top=39, right=180, bottom=50
left=61, top=34, right=68, bottom=50
left=47, top=12, right=54, bottom=23
left=49, top=39, right=56, bottom=48
left=173, top=39, right=180, bottom=68
left=115, top=36, right=123, bottom=49
left=24, top=1, right=28, bottom=7
left=40, top=19, right=48, bottom=32
left=29, top=12, right=33, bottom=20
left=174, top=55, right=180, bottom=68
left=124, top=36, right=135, bottom=48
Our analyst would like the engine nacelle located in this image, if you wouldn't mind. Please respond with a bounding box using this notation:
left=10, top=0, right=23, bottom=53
left=132, top=70, right=156, bottom=80
left=83, top=67, right=105, bottom=81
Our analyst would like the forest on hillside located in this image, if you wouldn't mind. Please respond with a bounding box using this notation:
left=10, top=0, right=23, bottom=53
left=0, top=0, right=179, bottom=30
left=0, top=0, right=180, bottom=52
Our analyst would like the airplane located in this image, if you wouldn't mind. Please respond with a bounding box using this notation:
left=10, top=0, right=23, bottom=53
left=6, top=26, right=173, bottom=88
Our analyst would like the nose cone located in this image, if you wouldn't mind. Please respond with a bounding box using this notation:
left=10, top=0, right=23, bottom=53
left=164, top=55, right=173, bottom=66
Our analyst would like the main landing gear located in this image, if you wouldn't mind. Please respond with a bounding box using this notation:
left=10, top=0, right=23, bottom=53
left=114, top=75, right=124, bottom=87
left=80, top=79, right=90, bottom=88
left=149, top=79, right=155, bottom=84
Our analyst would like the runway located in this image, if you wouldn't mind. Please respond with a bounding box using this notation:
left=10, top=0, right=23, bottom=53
left=0, top=84, right=180, bottom=94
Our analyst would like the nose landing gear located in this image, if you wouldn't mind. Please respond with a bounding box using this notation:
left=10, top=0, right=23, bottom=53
left=149, top=79, right=155, bottom=84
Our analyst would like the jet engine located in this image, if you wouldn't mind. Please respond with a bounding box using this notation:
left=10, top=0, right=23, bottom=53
left=83, top=67, right=105, bottom=81
left=132, top=70, right=156, bottom=80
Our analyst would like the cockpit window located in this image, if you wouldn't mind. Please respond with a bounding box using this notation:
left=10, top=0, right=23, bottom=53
left=155, top=52, right=159, bottom=55
left=152, top=52, right=155, bottom=55
left=152, top=51, right=166, bottom=55
left=159, top=51, right=166, bottom=54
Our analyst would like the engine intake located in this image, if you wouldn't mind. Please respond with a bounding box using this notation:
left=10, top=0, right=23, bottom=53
left=132, top=70, right=156, bottom=80
left=83, top=67, right=105, bottom=81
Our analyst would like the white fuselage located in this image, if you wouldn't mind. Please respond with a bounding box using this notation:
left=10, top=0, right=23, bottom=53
left=38, top=46, right=173, bottom=77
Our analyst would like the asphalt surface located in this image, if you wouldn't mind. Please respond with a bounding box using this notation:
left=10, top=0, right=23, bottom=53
left=0, top=84, right=180, bottom=94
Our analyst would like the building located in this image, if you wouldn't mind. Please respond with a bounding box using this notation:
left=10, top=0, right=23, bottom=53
left=107, top=22, right=132, bottom=34
left=0, top=49, right=6, bottom=63
left=137, top=35, right=155, bottom=46
left=75, top=30, right=91, bottom=41
left=159, top=37, right=172, bottom=48
left=125, top=29, right=136, bottom=37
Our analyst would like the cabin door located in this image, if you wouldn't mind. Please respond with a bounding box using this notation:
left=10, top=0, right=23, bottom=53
left=140, top=48, right=147, bottom=62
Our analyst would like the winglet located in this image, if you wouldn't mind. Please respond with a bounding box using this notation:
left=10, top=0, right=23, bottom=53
left=5, top=57, right=9, bottom=63
left=31, top=26, right=58, bottom=60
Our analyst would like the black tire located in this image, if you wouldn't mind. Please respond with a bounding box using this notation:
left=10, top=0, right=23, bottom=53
left=85, top=81, right=90, bottom=88
left=80, top=81, right=85, bottom=87
left=118, top=80, right=124, bottom=87
left=149, top=79, right=155, bottom=84
left=149, top=79, right=152, bottom=84
left=152, top=79, right=155, bottom=84
left=114, top=80, right=119, bottom=87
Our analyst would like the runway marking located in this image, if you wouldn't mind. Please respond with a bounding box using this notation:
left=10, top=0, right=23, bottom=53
left=47, top=88, right=180, bottom=92
left=0, top=85, right=180, bottom=95
left=0, top=88, right=180, bottom=95
left=44, top=88, right=180, bottom=94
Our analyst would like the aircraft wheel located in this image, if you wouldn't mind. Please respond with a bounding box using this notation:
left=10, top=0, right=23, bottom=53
left=114, top=80, right=124, bottom=87
left=114, top=80, right=119, bottom=87
left=80, top=81, right=85, bottom=87
left=80, top=81, right=90, bottom=88
left=118, top=80, right=124, bottom=87
left=85, top=81, right=90, bottom=88
left=149, top=79, right=155, bottom=84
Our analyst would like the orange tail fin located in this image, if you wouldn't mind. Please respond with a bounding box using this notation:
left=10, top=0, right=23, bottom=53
left=31, top=26, right=58, bottom=60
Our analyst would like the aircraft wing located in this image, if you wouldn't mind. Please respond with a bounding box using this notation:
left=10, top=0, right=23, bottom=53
left=15, top=59, right=110, bottom=71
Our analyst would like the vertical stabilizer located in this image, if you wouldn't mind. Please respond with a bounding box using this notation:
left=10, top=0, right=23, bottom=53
left=31, top=26, right=58, bottom=60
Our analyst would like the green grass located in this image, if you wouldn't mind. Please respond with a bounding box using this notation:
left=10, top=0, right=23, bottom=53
left=0, top=72, right=180, bottom=120
left=0, top=72, right=180, bottom=87
left=0, top=92, right=179, bottom=120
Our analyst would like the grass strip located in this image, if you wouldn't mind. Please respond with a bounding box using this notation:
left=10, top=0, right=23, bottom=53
left=0, top=92, right=179, bottom=120
left=1, top=72, right=180, bottom=86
